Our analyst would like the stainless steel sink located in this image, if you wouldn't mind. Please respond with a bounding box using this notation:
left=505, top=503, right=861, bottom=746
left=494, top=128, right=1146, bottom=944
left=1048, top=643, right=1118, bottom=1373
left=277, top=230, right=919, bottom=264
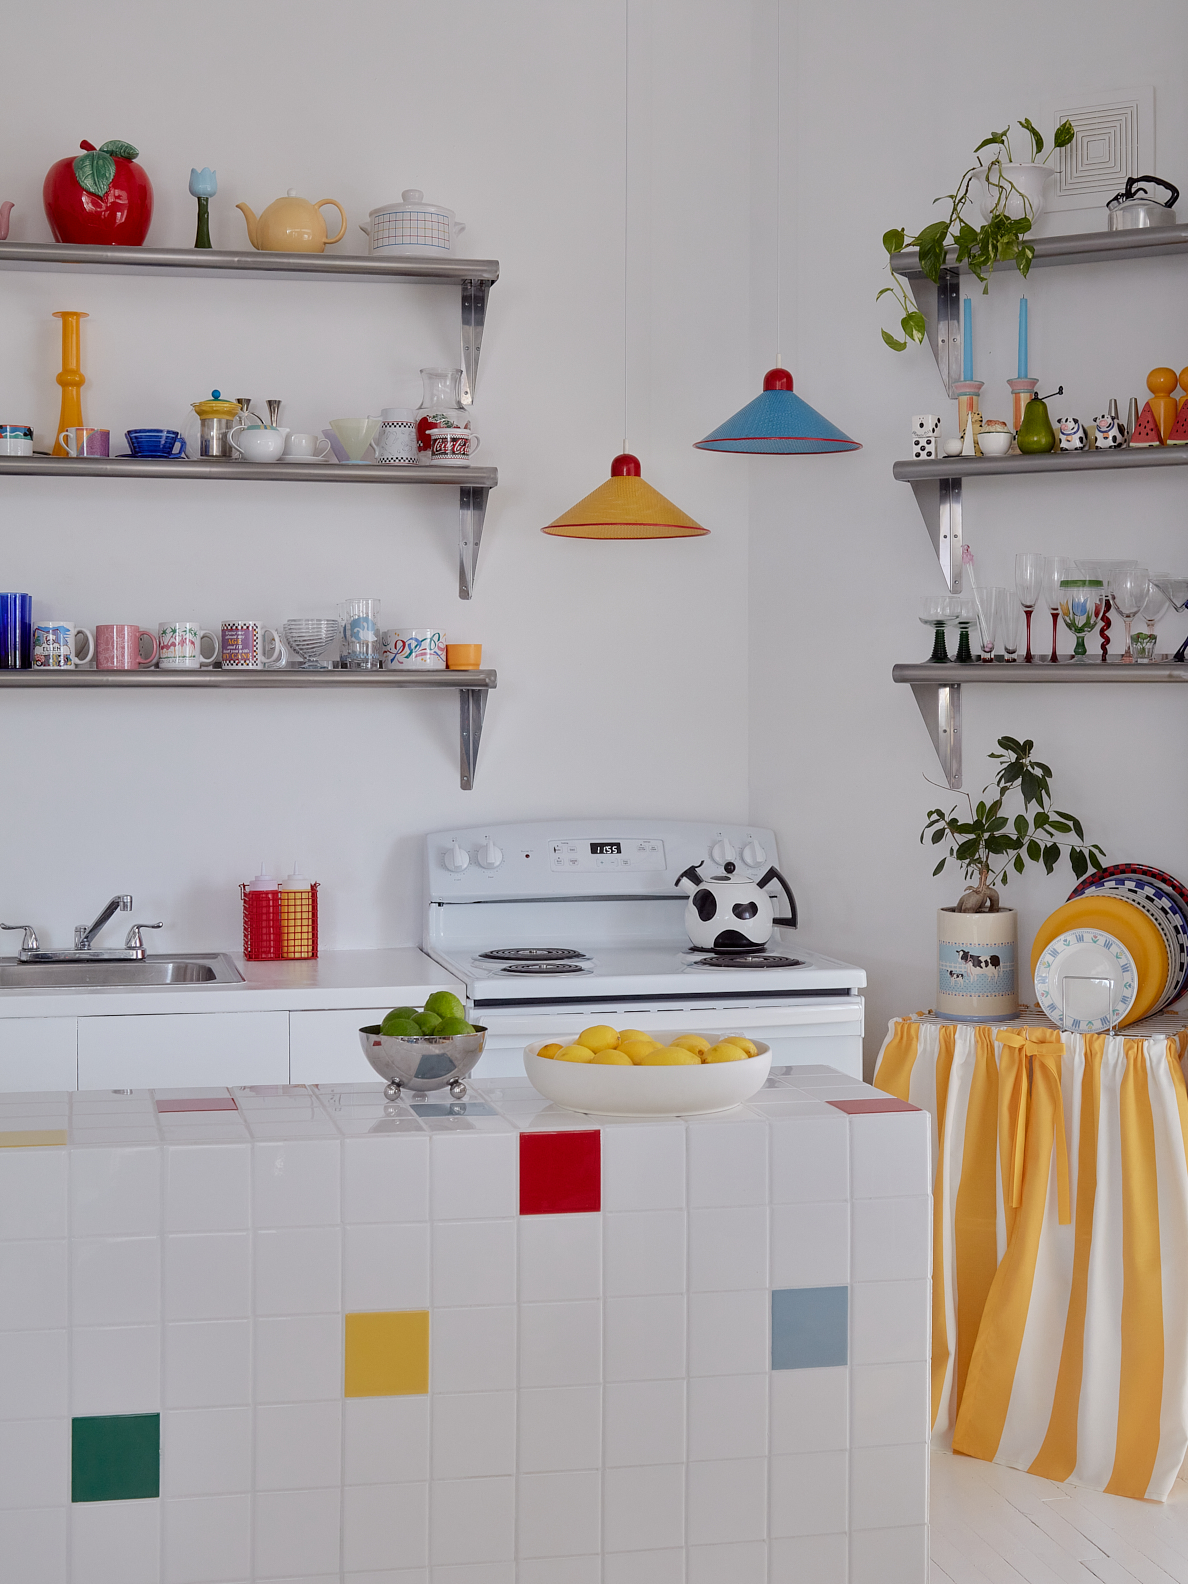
left=0, top=954, right=244, bottom=988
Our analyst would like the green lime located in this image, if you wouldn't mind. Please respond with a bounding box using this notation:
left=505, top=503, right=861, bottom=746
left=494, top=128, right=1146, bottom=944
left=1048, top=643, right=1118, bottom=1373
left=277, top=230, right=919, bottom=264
left=379, top=1014, right=421, bottom=1037
left=436, top=1017, right=475, bottom=1036
left=386, top=1005, right=420, bottom=1022
left=413, top=1010, right=442, bottom=1034
left=424, top=990, right=466, bottom=1022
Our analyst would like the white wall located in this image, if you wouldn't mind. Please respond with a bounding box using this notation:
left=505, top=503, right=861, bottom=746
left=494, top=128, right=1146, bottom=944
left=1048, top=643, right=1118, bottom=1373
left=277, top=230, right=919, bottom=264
left=0, top=0, right=753, bottom=952
left=748, top=0, right=1188, bottom=1071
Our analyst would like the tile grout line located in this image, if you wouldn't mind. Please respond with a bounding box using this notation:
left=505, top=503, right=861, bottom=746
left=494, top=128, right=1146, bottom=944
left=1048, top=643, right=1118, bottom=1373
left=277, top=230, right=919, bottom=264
left=66, top=1091, right=75, bottom=1583
left=156, top=1097, right=165, bottom=1581
left=683, top=1117, right=691, bottom=1584
left=426, top=1129, right=436, bottom=1574
left=248, top=1123, right=257, bottom=1583
left=338, top=1122, right=346, bottom=1582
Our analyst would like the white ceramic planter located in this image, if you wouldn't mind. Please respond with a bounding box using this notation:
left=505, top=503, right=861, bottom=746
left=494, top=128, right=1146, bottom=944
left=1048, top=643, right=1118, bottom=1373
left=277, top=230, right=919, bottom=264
left=973, top=161, right=1053, bottom=223
left=937, top=907, right=1018, bottom=1020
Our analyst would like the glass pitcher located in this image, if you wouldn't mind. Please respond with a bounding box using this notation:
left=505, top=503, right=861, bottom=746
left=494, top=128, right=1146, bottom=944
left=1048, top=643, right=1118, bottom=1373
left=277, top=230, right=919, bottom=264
left=415, top=368, right=469, bottom=462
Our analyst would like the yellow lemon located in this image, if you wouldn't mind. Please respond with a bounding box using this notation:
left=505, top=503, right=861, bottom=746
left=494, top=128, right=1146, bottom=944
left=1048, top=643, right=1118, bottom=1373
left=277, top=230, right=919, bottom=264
left=594, top=1050, right=633, bottom=1065
left=537, top=1043, right=562, bottom=1060
left=620, top=1039, right=659, bottom=1065
left=556, top=1043, right=597, bottom=1063
left=671, top=1033, right=711, bottom=1056
left=639, top=1046, right=701, bottom=1065
left=722, top=1035, right=757, bottom=1056
left=577, top=1024, right=620, bottom=1054
left=617, top=1029, right=651, bottom=1045
left=703, top=1041, right=748, bottom=1063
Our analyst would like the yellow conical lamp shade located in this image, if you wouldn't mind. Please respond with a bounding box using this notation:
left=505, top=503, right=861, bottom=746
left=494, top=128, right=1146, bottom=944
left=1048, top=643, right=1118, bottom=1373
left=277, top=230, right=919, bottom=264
left=542, top=453, right=707, bottom=539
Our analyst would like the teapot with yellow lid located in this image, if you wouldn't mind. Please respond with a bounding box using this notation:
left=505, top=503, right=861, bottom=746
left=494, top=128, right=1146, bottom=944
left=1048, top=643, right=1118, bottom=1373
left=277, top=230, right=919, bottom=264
left=236, top=190, right=347, bottom=253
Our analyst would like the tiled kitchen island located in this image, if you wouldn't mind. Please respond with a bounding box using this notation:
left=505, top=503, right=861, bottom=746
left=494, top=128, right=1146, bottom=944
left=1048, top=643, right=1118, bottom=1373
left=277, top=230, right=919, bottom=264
left=0, top=1066, right=931, bottom=1583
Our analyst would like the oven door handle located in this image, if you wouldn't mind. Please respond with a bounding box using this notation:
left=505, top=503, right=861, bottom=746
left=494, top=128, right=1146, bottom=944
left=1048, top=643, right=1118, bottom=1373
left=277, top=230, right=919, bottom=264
left=758, top=866, right=798, bottom=929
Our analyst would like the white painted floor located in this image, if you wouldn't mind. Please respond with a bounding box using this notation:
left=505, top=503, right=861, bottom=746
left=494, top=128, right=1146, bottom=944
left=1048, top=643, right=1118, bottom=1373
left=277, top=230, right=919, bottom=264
left=931, top=1450, right=1188, bottom=1583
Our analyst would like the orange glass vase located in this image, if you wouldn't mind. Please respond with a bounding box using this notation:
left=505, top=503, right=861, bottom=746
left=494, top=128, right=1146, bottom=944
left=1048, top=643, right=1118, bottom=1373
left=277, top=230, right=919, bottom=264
left=51, top=310, right=88, bottom=456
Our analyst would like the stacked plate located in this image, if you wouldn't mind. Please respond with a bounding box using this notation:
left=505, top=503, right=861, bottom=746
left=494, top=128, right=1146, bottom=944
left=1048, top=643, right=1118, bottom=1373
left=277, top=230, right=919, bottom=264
left=1030, top=865, right=1188, bottom=1032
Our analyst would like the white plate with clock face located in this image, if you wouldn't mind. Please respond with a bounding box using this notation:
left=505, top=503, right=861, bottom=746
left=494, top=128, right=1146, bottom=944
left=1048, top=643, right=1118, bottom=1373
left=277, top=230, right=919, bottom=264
left=1034, top=929, right=1137, bottom=1033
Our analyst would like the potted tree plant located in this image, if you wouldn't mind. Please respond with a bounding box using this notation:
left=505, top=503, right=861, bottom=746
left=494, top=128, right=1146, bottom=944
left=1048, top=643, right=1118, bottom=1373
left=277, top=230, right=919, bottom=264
left=923, top=736, right=1104, bottom=1018
left=879, top=117, right=1075, bottom=350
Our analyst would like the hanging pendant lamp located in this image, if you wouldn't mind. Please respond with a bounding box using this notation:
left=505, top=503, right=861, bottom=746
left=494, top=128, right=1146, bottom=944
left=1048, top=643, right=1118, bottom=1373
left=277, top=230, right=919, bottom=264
left=695, top=367, right=861, bottom=454
left=543, top=453, right=707, bottom=539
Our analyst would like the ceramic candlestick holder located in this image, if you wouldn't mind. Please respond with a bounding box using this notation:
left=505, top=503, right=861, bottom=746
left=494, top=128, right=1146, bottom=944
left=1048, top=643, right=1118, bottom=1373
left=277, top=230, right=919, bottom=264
left=1008, top=378, right=1038, bottom=443
left=953, top=380, right=983, bottom=442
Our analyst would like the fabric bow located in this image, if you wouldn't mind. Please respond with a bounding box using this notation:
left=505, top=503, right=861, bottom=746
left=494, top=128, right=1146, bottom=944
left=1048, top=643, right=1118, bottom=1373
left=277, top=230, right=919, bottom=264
left=996, top=1028, right=1070, bottom=1225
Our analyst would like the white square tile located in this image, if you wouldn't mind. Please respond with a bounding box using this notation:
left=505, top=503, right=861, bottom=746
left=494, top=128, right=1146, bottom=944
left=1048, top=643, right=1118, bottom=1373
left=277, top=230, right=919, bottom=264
left=517, top=1558, right=600, bottom=1584
left=689, top=1207, right=768, bottom=1291
left=344, top=1395, right=429, bottom=1485
left=688, top=1289, right=768, bottom=1376
left=770, top=1116, right=849, bottom=1203
left=519, top=1300, right=601, bottom=1388
left=688, top=1116, right=768, bottom=1207
left=432, top=1565, right=512, bottom=1584
left=603, top=1461, right=683, bottom=1552
left=0, top=1241, right=66, bottom=1329
left=0, top=1328, right=67, bottom=1418
left=0, top=1417, right=68, bottom=1508
left=431, top=1306, right=516, bottom=1394
left=255, top=1400, right=342, bottom=1490
left=602, top=1124, right=685, bottom=1212
left=162, top=1494, right=250, bottom=1584
left=73, top=1325, right=160, bottom=1416
left=164, top=1233, right=250, bottom=1321
left=517, top=1386, right=601, bottom=1473
left=850, top=1280, right=930, bottom=1365
left=771, top=1201, right=849, bottom=1288
left=604, top=1293, right=684, bottom=1381
left=687, top=1457, right=766, bottom=1545
left=164, top=1145, right=250, bottom=1233
left=432, top=1391, right=515, bottom=1478
left=430, top=1475, right=515, bottom=1564
left=254, top=1487, right=341, bottom=1578
left=162, top=1407, right=251, bottom=1497
left=770, top=1449, right=848, bottom=1537
left=254, top=1314, right=342, bottom=1402
left=0, top=1148, right=66, bottom=1239
left=688, top=1372, right=767, bottom=1460
left=850, top=1442, right=928, bottom=1529
left=771, top=1533, right=847, bottom=1584
left=343, top=1135, right=429, bottom=1223
left=518, top=1214, right=601, bottom=1302
left=73, top=1237, right=160, bottom=1327
left=72, top=1500, right=160, bottom=1584
left=253, top=1139, right=340, bottom=1227
left=0, top=1507, right=67, bottom=1583
left=604, top=1211, right=685, bottom=1297
left=344, top=1222, right=430, bottom=1310
left=71, top=1145, right=161, bottom=1237
left=432, top=1219, right=516, bottom=1308
left=851, top=1522, right=928, bottom=1584
left=165, top=1320, right=251, bottom=1408
left=430, top=1133, right=516, bottom=1220
left=516, top=1469, right=600, bottom=1559
left=603, top=1378, right=684, bottom=1467
left=770, top=1366, right=848, bottom=1453
left=687, top=1541, right=767, bottom=1584
left=603, top=1549, right=684, bottom=1584
left=343, top=1482, right=428, bottom=1571
left=255, top=1226, right=341, bottom=1315
left=851, top=1196, right=930, bottom=1282
left=851, top=1361, right=929, bottom=1448
left=849, top=1111, right=930, bottom=1199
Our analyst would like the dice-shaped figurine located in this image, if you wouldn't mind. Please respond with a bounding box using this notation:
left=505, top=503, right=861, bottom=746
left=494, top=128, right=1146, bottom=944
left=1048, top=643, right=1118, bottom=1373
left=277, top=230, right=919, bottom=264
left=912, top=434, right=938, bottom=459
left=912, top=414, right=941, bottom=436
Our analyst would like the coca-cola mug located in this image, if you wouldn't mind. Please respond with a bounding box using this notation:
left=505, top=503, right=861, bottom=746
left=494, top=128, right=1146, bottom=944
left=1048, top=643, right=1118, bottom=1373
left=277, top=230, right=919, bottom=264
left=96, top=624, right=158, bottom=671
left=426, top=425, right=480, bottom=464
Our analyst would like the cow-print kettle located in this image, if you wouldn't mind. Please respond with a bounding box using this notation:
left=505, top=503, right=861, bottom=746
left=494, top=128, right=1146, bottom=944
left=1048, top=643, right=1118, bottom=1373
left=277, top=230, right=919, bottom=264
left=675, top=860, right=798, bottom=952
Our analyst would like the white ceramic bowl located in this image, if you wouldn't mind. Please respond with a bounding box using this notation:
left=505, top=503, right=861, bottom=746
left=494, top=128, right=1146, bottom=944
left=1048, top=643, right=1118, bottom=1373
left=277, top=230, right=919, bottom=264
left=523, top=1033, right=771, bottom=1117
left=978, top=430, right=1013, bottom=456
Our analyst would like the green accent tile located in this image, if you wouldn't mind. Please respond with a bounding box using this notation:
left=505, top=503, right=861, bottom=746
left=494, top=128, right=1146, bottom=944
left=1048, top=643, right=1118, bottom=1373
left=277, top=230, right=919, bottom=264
left=72, top=1414, right=160, bottom=1502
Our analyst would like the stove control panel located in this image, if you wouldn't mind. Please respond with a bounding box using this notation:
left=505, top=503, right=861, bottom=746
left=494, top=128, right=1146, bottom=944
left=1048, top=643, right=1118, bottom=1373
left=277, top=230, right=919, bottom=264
left=551, top=838, right=666, bottom=872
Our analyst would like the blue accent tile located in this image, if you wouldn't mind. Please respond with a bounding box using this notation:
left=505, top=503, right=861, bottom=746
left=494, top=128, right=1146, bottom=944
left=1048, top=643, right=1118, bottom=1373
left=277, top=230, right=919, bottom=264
left=771, top=1286, right=848, bottom=1369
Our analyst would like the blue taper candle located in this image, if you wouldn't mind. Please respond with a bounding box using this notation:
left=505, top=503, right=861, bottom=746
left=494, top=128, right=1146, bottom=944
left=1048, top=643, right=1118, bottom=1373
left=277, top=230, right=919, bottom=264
left=1018, top=297, right=1028, bottom=380
left=962, top=297, right=973, bottom=381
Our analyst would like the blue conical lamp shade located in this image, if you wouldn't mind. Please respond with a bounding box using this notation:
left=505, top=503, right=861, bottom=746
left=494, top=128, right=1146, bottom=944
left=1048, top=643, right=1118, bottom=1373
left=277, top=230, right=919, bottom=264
left=695, top=368, right=861, bottom=454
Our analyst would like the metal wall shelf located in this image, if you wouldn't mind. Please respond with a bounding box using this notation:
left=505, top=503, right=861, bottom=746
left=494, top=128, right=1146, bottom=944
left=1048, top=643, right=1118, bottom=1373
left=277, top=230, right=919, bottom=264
left=0, top=667, right=497, bottom=791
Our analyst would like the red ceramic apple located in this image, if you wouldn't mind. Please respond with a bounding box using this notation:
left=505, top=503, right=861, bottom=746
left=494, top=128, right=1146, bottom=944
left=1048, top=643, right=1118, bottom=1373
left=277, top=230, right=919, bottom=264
left=43, top=139, right=153, bottom=246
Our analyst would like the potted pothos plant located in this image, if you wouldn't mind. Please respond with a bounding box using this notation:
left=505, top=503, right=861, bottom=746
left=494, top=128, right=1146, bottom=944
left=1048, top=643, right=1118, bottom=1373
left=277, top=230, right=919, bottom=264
left=879, top=117, right=1075, bottom=350
left=922, top=735, right=1104, bottom=1018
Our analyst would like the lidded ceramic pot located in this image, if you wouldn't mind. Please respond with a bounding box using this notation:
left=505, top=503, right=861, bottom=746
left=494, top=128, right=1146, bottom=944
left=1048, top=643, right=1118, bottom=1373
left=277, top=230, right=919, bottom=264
left=359, top=190, right=466, bottom=257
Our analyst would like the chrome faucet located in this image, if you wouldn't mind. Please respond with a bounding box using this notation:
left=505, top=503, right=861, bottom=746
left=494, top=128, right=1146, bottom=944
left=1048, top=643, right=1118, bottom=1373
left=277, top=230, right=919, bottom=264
left=1, top=896, right=163, bottom=964
left=76, top=894, right=133, bottom=951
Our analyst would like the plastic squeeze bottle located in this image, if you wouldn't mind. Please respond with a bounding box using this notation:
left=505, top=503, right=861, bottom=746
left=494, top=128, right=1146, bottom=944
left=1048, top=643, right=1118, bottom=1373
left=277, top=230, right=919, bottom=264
left=279, top=862, right=314, bottom=959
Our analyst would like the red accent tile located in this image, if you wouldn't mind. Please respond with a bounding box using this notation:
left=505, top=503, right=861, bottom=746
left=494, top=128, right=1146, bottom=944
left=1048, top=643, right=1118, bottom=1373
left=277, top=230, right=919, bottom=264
left=519, top=1130, right=600, bottom=1215
left=155, top=1097, right=238, bottom=1113
left=828, top=1097, right=919, bottom=1115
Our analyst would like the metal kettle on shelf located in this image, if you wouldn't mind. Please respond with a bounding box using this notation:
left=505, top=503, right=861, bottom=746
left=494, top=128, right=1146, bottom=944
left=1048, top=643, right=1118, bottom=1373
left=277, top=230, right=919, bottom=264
left=675, top=859, right=798, bottom=952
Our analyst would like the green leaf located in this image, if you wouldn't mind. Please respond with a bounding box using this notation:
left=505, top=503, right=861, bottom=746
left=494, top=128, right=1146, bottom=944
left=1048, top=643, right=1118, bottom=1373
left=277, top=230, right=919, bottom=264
left=1027, top=839, right=1041, bottom=862
left=1018, top=117, right=1044, bottom=159
left=998, top=736, right=1023, bottom=753
left=1033, top=811, right=1049, bottom=828
left=1014, top=854, right=1025, bottom=874
left=1014, top=815, right=1029, bottom=837
left=974, top=129, right=1009, bottom=153
left=955, top=838, right=982, bottom=861
left=933, top=859, right=946, bottom=876
left=1090, top=852, right=1104, bottom=872
left=931, top=827, right=946, bottom=845
left=1048, top=821, right=1072, bottom=834
left=1017, top=244, right=1035, bottom=277
left=1053, top=119, right=1075, bottom=149
left=902, top=311, right=926, bottom=344
left=882, top=228, right=906, bottom=255
left=73, top=150, right=115, bottom=197
left=98, top=139, right=139, bottom=160
left=882, top=329, right=907, bottom=351
left=1043, top=842, right=1060, bottom=873
left=1069, top=847, right=1088, bottom=880
left=1070, top=816, right=1084, bottom=840
left=875, top=287, right=895, bottom=300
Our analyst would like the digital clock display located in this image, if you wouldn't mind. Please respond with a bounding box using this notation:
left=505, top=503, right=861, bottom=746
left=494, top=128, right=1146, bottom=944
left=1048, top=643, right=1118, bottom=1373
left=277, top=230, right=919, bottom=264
left=590, top=841, right=622, bottom=855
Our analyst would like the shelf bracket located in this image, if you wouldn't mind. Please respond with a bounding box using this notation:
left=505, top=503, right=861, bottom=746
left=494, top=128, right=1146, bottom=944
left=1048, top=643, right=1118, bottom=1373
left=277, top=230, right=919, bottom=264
left=906, top=264, right=961, bottom=398
left=909, top=475, right=962, bottom=591
left=910, top=682, right=962, bottom=789
left=458, top=486, right=488, bottom=601
left=459, top=687, right=488, bottom=790
left=459, top=278, right=490, bottom=406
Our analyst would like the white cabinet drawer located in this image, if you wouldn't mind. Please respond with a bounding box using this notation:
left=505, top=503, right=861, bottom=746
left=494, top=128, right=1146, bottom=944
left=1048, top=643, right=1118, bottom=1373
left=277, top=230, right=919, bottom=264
left=0, top=1018, right=77, bottom=1091
left=77, top=1012, right=289, bottom=1089
left=289, top=1008, right=392, bottom=1084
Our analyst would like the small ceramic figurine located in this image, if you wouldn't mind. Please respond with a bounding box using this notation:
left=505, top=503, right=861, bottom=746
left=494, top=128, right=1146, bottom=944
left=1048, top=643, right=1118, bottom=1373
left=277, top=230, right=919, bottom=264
left=1058, top=417, right=1087, bottom=451
left=1093, top=413, right=1128, bottom=449
left=1128, top=402, right=1164, bottom=447
left=1146, top=367, right=1179, bottom=442
left=189, top=168, right=216, bottom=249
left=911, top=413, right=940, bottom=460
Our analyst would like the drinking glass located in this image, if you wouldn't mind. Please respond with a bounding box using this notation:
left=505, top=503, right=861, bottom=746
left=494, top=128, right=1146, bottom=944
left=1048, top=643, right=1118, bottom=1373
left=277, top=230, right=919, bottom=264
left=1059, top=578, right=1104, bottom=661
left=1133, top=583, right=1171, bottom=662
left=0, top=592, right=32, bottom=669
left=341, top=598, right=382, bottom=671
left=283, top=618, right=340, bottom=670
left=919, top=594, right=964, bottom=663
left=1044, top=558, right=1078, bottom=662
left=1014, top=553, right=1044, bottom=662
left=975, top=586, right=1009, bottom=662
left=1000, top=594, right=1023, bottom=661
left=1111, top=564, right=1149, bottom=662
left=1151, top=573, right=1188, bottom=661
left=1080, top=559, right=1137, bottom=660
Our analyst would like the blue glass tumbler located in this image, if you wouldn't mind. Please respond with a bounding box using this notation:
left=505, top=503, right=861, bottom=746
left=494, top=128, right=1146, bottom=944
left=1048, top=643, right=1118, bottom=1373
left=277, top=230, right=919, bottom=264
left=0, top=593, right=32, bottom=668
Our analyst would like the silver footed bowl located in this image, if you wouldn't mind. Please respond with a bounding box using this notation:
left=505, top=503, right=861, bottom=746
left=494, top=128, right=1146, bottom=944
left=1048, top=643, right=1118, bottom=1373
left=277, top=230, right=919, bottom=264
left=359, top=1025, right=487, bottom=1097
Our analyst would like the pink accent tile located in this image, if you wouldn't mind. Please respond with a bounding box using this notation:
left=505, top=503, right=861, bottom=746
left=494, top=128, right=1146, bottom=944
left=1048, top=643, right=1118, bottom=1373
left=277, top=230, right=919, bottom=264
left=156, top=1098, right=238, bottom=1114
left=827, top=1098, right=918, bottom=1115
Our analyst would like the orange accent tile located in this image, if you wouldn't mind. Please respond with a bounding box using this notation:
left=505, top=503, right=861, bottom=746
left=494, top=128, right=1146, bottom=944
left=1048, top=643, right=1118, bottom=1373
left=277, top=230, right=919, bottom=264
left=0, top=1129, right=67, bottom=1148
left=344, top=1310, right=429, bottom=1397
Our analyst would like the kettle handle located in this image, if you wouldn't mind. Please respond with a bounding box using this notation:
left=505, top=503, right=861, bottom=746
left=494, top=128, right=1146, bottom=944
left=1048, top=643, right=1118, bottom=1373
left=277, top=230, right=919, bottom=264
left=758, top=866, right=798, bottom=929
left=315, top=199, right=348, bottom=246
left=675, top=863, right=704, bottom=888
left=1124, top=174, right=1179, bottom=208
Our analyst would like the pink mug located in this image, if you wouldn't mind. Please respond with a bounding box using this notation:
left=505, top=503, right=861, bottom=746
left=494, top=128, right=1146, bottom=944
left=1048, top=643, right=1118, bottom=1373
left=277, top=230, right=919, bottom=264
left=96, top=624, right=158, bottom=671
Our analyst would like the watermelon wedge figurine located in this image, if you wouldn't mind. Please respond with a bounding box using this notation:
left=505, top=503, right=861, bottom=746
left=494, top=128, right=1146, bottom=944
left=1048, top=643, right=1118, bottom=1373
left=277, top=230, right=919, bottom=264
left=43, top=140, right=153, bottom=246
left=1129, top=400, right=1164, bottom=447
left=1167, top=399, right=1188, bottom=446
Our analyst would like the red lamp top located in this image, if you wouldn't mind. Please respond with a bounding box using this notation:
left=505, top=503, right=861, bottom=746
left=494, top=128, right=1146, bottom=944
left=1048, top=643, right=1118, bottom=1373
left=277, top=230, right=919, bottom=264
left=610, top=453, right=642, bottom=477
left=762, top=367, right=794, bottom=392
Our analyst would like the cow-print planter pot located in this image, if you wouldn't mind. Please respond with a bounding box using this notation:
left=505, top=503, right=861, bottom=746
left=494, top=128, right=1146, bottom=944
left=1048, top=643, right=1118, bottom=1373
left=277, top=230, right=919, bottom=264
left=936, top=906, right=1019, bottom=1020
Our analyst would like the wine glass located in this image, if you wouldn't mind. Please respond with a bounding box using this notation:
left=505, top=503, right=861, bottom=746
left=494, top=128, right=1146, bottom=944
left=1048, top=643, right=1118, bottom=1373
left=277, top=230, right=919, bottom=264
left=1133, top=582, right=1171, bottom=662
left=974, top=586, right=1010, bottom=662
left=1111, top=564, right=1149, bottom=662
left=1079, top=559, right=1137, bottom=659
left=1151, top=573, right=1188, bottom=661
left=1058, top=577, right=1104, bottom=661
left=1014, top=553, right=1044, bottom=662
left=1044, top=557, right=1078, bottom=662
left=953, top=597, right=976, bottom=664
left=919, top=595, right=964, bottom=663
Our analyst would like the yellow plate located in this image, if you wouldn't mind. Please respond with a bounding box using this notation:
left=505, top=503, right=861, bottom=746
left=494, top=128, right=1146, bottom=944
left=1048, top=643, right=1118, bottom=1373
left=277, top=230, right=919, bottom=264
left=1031, top=895, right=1167, bottom=1027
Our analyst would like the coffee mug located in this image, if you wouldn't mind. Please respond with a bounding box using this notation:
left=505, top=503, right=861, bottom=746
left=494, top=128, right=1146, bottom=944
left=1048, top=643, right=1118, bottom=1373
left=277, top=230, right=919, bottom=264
left=221, top=620, right=285, bottom=669
left=126, top=429, right=186, bottom=458
left=159, top=621, right=218, bottom=670
left=59, top=427, right=110, bottom=458
left=0, top=593, right=33, bottom=668
left=34, top=621, right=95, bottom=669
left=230, top=426, right=286, bottom=464
left=0, top=425, right=34, bottom=458
left=373, top=408, right=417, bottom=466
left=96, top=624, right=158, bottom=670
left=283, top=432, right=332, bottom=461
left=427, top=425, right=479, bottom=464
left=384, top=628, right=446, bottom=670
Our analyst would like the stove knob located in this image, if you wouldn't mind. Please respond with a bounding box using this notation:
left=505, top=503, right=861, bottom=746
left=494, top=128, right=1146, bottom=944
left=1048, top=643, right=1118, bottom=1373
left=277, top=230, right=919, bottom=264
left=709, top=837, right=736, bottom=866
left=741, top=839, right=766, bottom=867
left=443, top=841, right=470, bottom=872
left=477, top=839, right=504, bottom=870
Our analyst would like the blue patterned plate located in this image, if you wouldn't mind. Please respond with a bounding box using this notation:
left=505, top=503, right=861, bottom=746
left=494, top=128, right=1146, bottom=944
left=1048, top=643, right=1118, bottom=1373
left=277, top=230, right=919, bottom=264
left=1035, top=928, right=1138, bottom=1033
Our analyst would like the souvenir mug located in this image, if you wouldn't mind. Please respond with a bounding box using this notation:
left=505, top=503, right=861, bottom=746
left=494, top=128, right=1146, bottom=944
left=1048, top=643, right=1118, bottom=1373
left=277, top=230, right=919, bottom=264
left=427, top=425, right=480, bottom=464
left=282, top=432, right=332, bottom=461
left=384, top=628, right=446, bottom=670
left=33, top=621, right=95, bottom=669
left=0, top=425, right=34, bottom=457
left=372, top=408, right=417, bottom=465
left=221, top=620, right=285, bottom=669
left=126, top=429, right=187, bottom=458
left=96, top=624, right=158, bottom=670
left=59, top=427, right=110, bottom=457
left=0, top=593, right=32, bottom=668
left=158, top=621, right=218, bottom=670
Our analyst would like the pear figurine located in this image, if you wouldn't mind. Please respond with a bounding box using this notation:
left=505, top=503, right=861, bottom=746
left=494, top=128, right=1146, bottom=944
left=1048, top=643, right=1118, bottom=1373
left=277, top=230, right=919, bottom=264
left=1016, top=392, right=1056, bottom=454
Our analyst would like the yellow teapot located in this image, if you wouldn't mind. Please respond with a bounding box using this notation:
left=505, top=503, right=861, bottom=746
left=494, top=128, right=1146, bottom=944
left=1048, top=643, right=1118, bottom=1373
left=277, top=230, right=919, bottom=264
left=236, top=189, right=346, bottom=253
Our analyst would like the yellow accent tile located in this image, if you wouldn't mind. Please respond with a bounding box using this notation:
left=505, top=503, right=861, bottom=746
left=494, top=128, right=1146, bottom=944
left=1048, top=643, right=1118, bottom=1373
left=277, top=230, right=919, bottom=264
left=344, top=1310, right=429, bottom=1397
left=0, top=1130, right=67, bottom=1148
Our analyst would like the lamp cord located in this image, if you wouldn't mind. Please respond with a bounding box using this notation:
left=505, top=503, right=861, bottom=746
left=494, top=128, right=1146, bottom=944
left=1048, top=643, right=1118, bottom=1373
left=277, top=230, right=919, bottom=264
left=775, top=0, right=781, bottom=369
left=623, top=0, right=629, bottom=455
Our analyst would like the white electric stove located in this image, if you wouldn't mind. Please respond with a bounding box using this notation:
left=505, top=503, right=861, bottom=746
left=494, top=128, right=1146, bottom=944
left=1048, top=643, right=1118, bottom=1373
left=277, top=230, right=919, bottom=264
left=423, top=819, right=866, bottom=1078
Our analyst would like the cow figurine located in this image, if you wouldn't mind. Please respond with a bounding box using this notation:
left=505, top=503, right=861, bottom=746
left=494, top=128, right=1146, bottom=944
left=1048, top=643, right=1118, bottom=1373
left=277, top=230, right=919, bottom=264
left=1058, top=416, right=1087, bottom=451
left=1093, top=413, right=1127, bottom=449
